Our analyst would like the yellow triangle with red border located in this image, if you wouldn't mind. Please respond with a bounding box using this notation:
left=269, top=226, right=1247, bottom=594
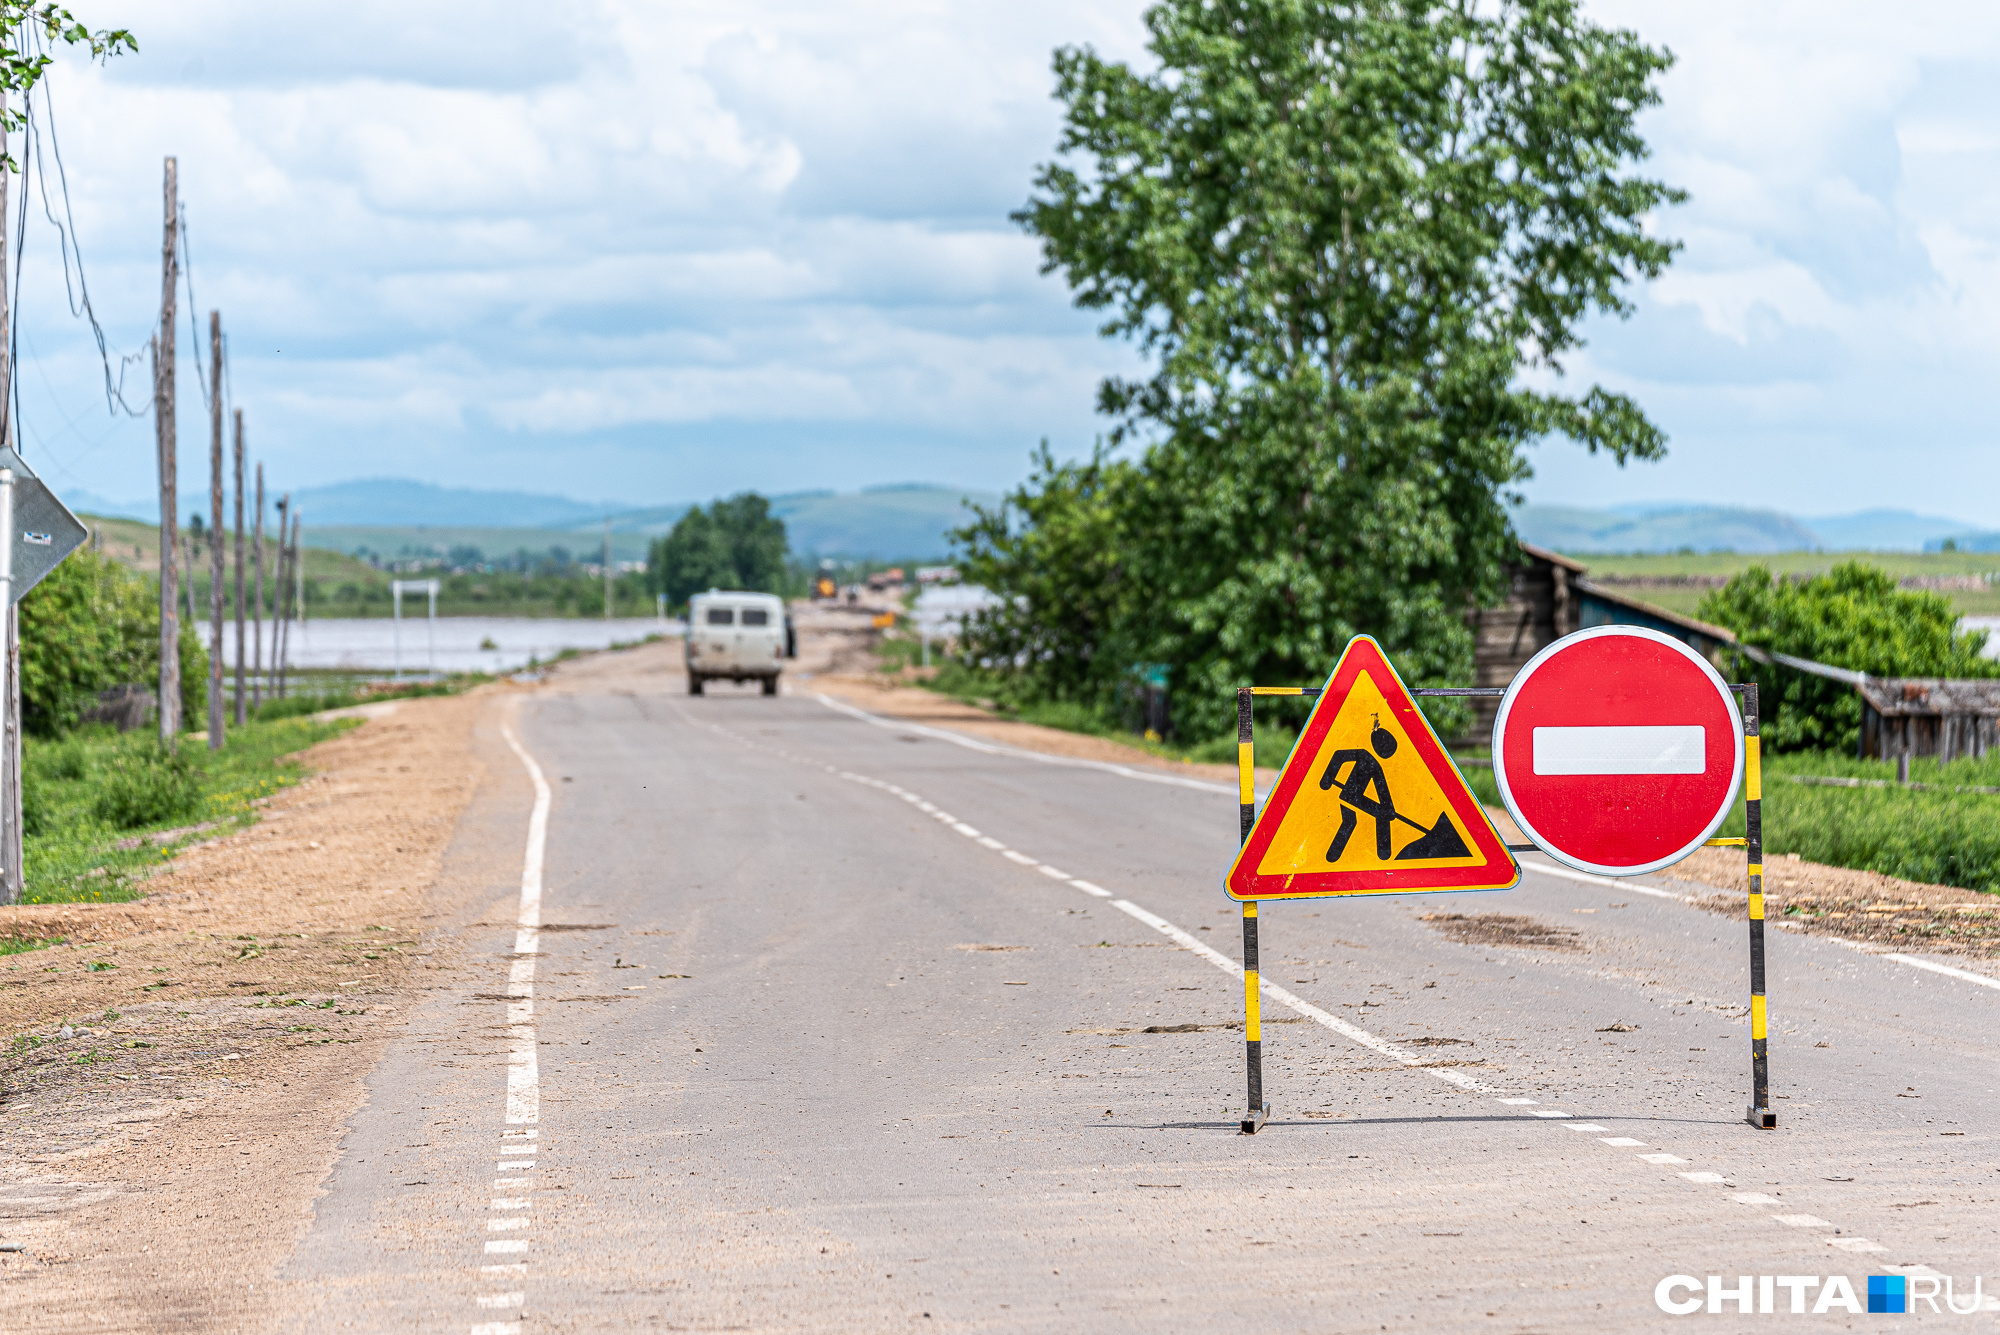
left=1226, top=637, right=1518, bottom=900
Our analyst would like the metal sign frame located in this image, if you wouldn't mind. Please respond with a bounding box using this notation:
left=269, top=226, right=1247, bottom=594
left=0, top=448, right=86, bottom=605
left=1230, top=677, right=1771, bottom=1135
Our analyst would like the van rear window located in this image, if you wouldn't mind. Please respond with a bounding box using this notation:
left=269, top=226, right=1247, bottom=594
left=705, top=608, right=735, bottom=625
left=740, top=609, right=769, bottom=626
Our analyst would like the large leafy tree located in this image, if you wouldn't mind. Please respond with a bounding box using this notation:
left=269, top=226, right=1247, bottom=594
left=1698, top=563, right=1997, bottom=753
left=983, top=0, right=1681, bottom=736
left=650, top=493, right=790, bottom=606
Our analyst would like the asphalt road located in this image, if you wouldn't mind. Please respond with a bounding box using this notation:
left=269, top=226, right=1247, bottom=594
left=275, top=672, right=2000, bottom=1333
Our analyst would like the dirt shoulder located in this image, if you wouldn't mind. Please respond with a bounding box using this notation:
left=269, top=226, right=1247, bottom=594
left=0, top=684, right=514, bottom=1331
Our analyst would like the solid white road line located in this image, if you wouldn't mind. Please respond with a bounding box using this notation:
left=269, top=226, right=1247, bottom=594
left=1882, top=953, right=2000, bottom=991
left=814, top=692, right=1232, bottom=794
left=1518, top=858, right=1690, bottom=901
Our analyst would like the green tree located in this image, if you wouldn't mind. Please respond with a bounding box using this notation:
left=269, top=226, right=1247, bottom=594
left=19, top=546, right=207, bottom=737
left=1698, top=562, right=1996, bottom=753
left=981, top=0, right=1680, bottom=737
left=952, top=444, right=1137, bottom=705
left=650, top=493, right=790, bottom=606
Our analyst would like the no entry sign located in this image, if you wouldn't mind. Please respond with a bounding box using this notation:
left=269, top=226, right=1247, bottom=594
left=1492, top=626, right=1744, bottom=876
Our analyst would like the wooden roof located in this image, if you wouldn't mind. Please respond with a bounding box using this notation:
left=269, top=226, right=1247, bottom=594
left=1857, top=678, right=2000, bottom=719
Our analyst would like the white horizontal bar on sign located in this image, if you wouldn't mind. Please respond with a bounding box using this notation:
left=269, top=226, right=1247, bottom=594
left=1532, top=725, right=1705, bottom=776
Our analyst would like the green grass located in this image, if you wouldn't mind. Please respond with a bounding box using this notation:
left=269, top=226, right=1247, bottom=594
left=21, top=718, right=357, bottom=904
left=249, top=671, right=492, bottom=722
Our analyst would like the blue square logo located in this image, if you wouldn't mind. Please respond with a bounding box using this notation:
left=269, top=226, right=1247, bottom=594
left=1868, top=1275, right=1906, bottom=1314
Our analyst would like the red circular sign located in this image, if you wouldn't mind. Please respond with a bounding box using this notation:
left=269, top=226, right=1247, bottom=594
left=1492, top=626, right=1743, bottom=876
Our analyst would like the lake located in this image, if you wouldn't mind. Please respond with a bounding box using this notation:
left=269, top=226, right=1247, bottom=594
left=209, top=616, right=683, bottom=676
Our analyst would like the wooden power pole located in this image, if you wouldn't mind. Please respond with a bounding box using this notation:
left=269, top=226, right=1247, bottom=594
left=252, top=462, right=264, bottom=710
left=156, top=157, right=180, bottom=745
left=0, top=85, right=17, bottom=901
left=232, top=408, right=245, bottom=725
left=207, top=310, right=224, bottom=749
left=604, top=517, right=612, bottom=620
left=272, top=495, right=289, bottom=700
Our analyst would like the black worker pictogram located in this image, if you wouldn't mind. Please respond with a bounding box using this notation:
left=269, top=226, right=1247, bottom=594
left=1318, top=715, right=1471, bottom=863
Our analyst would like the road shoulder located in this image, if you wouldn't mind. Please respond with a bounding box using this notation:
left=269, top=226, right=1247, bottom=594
left=0, top=685, right=520, bottom=1333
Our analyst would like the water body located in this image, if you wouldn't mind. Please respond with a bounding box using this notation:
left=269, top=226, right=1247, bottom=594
left=209, top=616, right=683, bottom=675
left=1961, top=617, right=2000, bottom=658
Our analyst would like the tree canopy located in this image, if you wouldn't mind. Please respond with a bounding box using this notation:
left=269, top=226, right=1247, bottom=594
left=960, top=0, right=1681, bottom=738
left=650, top=493, right=791, bottom=606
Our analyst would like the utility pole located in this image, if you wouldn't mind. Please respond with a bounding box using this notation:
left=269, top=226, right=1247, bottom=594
left=252, top=463, right=264, bottom=711
left=604, top=517, right=612, bottom=621
left=0, top=84, right=17, bottom=902
left=207, top=311, right=224, bottom=749
left=232, top=409, right=245, bottom=725
left=272, top=495, right=289, bottom=700
left=156, top=157, right=180, bottom=746
left=290, top=511, right=303, bottom=692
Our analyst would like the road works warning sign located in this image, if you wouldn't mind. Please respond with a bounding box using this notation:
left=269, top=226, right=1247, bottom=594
left=1225, top=637, right=1519, bottom=901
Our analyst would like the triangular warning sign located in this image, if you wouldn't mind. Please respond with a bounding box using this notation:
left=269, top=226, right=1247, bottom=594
left=1226, top=637, right=1518, bottom=900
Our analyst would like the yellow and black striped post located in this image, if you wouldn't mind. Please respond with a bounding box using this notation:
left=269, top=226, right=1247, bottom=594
left=1236, top=687, right=1268, bottom=1133
left=1744, top=683, right=1775, bottom=1128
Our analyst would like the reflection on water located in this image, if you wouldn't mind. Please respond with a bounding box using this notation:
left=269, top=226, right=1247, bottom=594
left=210, top=617, right=683, bottom=674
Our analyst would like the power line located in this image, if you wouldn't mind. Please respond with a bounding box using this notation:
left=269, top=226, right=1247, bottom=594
left=23, top=29, right=148, bottom=417
left=182, top=200, right=208, bottom=412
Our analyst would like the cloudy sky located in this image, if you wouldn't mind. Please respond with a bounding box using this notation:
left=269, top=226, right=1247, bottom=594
left=13, top=0, right=2000, bottom=525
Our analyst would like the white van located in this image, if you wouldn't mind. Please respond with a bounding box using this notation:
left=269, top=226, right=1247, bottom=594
left=685, top=590, right=790, bottom=695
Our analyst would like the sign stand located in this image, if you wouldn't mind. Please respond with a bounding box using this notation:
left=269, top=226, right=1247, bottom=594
left=1230, top=670, right=1774, bottom=1135
left=1743, top=684, right=1773, bottom=1128
left=1234, top=689, right=1267, bottom=1133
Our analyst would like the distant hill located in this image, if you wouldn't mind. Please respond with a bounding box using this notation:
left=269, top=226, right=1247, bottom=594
left=298, top=482, right=1001, bottom=564
left=1515, top=503, right=1986, bottom=555
left=1928, top=531, right=2000, bottom=554
left=1515, top=504, right=1821, bottom=554
left=768, top=485, right=999, bottom=559
left=1807, top=509, right=1970, bottom=551
left=290, top=478, right=615, bottom=528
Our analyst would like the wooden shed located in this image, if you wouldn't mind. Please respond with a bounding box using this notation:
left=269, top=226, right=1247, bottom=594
left=1462, top=543, right=1584, bottom=740
left=1856, top=678, right=2000, bottom=762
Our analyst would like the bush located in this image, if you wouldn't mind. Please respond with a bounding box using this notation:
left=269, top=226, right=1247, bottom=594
left=19, top=546, right=208, bottom=737
left=90, top=746, right=205, bottom=830
left=1698, top=562, right=1996, bottom=752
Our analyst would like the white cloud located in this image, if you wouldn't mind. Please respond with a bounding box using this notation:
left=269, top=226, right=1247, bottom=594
left=18, top=0, right=1152, bottom=509
left=1524, top=0, right=2000, bottom=523
left=15, top=0, right=1998, bottom=525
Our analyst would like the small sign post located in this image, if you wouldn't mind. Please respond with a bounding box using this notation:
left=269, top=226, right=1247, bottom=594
left=1226, top=636, right=1519, bottom=1132
left=1492, top=625, right=1770, bottom=1128
left=0, top=450, right=87, bottom=907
